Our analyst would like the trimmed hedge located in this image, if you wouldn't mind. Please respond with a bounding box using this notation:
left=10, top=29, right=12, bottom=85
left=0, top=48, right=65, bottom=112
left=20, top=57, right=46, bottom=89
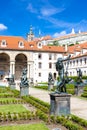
left=22, top=96, right=49, bottom=114
left=71, top=115, right=87, bottom=127
left=81, top=86, right=87, bottom=97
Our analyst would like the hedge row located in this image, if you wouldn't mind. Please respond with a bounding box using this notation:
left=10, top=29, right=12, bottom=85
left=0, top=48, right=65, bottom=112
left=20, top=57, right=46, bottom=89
left=0, top=93, right=14, bottom=98
left=81, top=86, right=87, bottom=98
left=71, top=115, right=87, bottom=127
left=22, top=96, right=49, bottom=114
left=0, top=111, right=36, bottom=122
left=29, top=95, right=50, bottom=109
left=50, top=115, right=83, bottom=130
left=0, top=99, right=25, bottom=105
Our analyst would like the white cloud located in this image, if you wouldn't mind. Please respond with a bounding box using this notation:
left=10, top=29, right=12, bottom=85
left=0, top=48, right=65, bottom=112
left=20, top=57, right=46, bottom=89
left=0, top=24, right=8, bottom=31
left=53, top=31, right=67, bottom=38
left=40, top=7, right=64, bottom=16
left=26, top=3, right=38, bottom=13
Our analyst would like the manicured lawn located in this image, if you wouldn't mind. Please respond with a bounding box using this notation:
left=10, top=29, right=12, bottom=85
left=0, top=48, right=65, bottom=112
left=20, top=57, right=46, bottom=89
left=0, top=123, right=49, bottom=130
left=0, top=104, right=28, bottom=113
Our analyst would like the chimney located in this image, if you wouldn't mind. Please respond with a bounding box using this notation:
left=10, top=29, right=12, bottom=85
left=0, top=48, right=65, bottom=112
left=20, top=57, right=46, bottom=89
left=65, top=44, right=68, bottom=51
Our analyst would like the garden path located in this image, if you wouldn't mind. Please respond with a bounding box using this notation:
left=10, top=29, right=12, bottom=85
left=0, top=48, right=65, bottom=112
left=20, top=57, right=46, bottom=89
left=29, top=87, right=87, bottom=120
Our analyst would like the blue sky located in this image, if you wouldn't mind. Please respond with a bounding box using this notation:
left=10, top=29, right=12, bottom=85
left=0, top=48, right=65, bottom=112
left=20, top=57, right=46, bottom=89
left=0, top=0, right=87, bottom=38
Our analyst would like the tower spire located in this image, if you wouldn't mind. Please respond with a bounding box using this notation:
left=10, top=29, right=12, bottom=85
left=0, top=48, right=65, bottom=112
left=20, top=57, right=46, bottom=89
left=27, top=25, right=34, bottom=41
left=30, top=25, right=33, bottom=35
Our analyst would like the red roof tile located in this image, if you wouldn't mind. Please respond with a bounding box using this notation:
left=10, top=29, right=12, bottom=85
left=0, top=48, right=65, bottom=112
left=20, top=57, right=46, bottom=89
left=0, top=36, right=65, bottom=53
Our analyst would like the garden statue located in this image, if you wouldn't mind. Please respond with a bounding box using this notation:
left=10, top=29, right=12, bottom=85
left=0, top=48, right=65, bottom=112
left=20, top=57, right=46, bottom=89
left=55, top=55, right=71, bottom=93
left=20, top=68, right=29, bottom=96
left=6, top=73, right=15, bottom=89
left=76, top=68, right=83, bottom=83
left=49, top=55, right=72, bottom=116
left=75, top=68, right=83, bottom=95
left=48, top=72, right=54, bottom=90
left=9, top=74, right=15, bottom=84
left=20, top=68, right=29, bottom=88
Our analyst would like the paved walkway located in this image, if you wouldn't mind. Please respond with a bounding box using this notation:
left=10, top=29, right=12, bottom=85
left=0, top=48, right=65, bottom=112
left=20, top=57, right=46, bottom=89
left=29, top=87, right=87, bottom=120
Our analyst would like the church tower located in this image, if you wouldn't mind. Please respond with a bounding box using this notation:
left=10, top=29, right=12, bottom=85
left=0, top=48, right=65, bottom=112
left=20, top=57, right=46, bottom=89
left=27, top=25, right=34, bottom=42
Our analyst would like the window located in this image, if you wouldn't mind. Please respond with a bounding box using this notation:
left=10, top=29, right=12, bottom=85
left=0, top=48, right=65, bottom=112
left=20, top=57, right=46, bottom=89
left=38, top=73, right=41, bottom=77
left=18, top=41, right=24, bottom=48
left=49, top=62, right=52, bottom=69
left=38, top=42, right=42, bottom=48
left=49, top=54, right=52, bottom=60
left=73, top=60, right=75, bottom=66
left=84, top=58, right=86, bottom=64
left=38, top=53, right=42, bottom=59
left=1, top=40, right=7, bottom=47
left=38, top=62, right=42, bottom=68
left=76, top=60, right=78, bottom=66
left=70, top=61, right=72, bottom=66
left=38, top=43, right=41, bottom=47
left=80, top=59, right=82, bottom=65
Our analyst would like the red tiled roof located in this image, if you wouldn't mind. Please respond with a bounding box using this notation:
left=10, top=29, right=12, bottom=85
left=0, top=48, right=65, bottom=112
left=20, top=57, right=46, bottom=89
left=0, top=36, right=65, bottom=53
left=67, top=42, right=87, bottom=53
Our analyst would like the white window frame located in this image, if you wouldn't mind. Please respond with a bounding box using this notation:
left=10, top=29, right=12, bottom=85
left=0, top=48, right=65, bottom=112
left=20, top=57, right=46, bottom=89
left=1, top=40, right=7, bottom=47
left=18, top=41, right=24, bottom=48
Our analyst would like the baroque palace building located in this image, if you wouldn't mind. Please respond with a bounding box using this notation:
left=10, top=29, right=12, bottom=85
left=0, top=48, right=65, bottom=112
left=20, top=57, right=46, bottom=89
left=0, top=28, right=87, bottom=83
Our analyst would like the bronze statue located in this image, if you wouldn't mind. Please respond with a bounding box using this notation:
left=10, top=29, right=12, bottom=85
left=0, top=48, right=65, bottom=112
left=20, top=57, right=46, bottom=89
left=76, top=68, right=83, bottom=83
left=55, top=55, right=71, bottom=93
left=20, top=68, right=29, bottom=87
left=48, top=72, right=54, bottom=85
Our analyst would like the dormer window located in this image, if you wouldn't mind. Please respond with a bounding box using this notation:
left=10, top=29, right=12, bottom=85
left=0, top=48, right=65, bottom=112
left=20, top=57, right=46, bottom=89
left=37, top=42, right=42, bottom=48
left=18, top=41, right=24, bottom=48
left=1, top=40, right=7, bottom=47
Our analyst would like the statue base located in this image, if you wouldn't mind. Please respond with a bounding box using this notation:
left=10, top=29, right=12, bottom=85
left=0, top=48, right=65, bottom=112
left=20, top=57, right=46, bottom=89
left=49, top=93, right=71, bottom=116
left=10, top=83, right=16, bottom=90
left=20, top=86, right=29, bottom=96
left=75, top=85, right=84, bottom=95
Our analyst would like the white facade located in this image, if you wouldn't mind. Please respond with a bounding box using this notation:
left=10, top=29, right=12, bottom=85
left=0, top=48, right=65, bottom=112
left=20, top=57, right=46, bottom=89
left=33, top=52, right=63, bottom=83
left=42, top=32, right=87, bottom=46
left=64, top=55, right=87, bottom=77
left=57, top=33, right=87, bottom=46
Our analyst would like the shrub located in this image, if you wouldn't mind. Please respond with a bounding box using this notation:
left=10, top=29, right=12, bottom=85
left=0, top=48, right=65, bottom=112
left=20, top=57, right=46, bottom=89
left=65, top=120, right=83, bottom=130
left=36, top=110, right=48, bottom=122
left=7, top=112, right=12, bottom=121
left=13, top=112, right=18, bottom=121
left=71, top=115, right=87, bottom=127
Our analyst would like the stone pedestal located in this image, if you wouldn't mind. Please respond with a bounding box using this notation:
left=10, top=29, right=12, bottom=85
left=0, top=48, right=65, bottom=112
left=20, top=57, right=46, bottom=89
left=75, top=85, right=84, bottom=96
left=20, top=87, right=29, bottom=96
left=10, top=83, right=16, bottom=90
left=49, top=93, right=71, bottom=116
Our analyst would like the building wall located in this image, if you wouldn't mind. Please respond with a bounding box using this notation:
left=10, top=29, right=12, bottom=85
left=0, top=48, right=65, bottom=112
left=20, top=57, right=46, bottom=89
left=58, top=34, right=87, bottom=45
left=64, top=56, right=87, bottom=76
